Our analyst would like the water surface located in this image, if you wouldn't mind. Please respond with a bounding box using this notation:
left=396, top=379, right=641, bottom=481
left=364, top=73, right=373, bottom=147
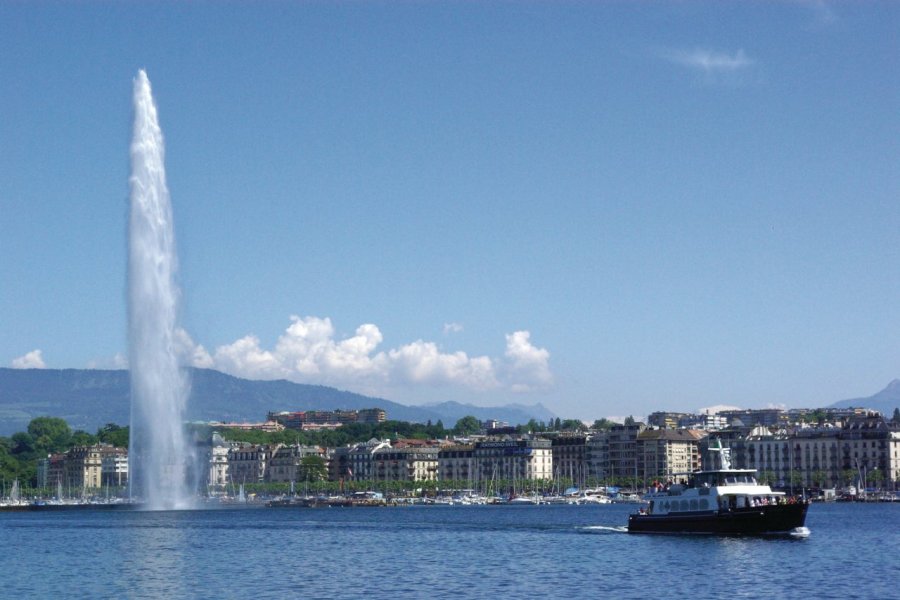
left=2, top=503, right=896, bottom=598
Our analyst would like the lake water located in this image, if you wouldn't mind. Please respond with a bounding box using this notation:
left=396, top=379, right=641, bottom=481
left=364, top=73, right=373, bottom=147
left=2, top=502, right=897, bottom=599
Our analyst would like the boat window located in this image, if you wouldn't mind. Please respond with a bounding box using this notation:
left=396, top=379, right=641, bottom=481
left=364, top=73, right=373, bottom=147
left=700, top=499, right=709, bottom=510
left=680, top=500, right=688, bottom=511
left=690, top=499, right=698, bottom=511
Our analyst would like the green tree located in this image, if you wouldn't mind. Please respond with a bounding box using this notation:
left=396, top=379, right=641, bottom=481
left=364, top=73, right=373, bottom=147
left=97, top=423, right=130, bottom=448
left=868, top=468, right=884, bottom=490
left=27, top=417, right=71, bottom=453
left=11, top=432, right=35, bottom=457
left=560, top=419, right=587, bottom=432
left=453, top=416, right=482, bottom=436
left=591, top=418, right=615, bottom=431
left=624, top=415, right=636, bottom=426
left=298, top=455, right=327, bottom=482
left=810, top=470, right=828, bottom=489
left=892, top=408, right=900, bottom=424
left=430, top=420, right=445, bottom=438
left=518, top=418, right=546, bottom=434
left=71, top=430, right=98, bottom=446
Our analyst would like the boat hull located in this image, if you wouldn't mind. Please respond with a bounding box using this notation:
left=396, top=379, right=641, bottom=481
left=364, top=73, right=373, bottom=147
left=627, top=502, right=809, bottom=535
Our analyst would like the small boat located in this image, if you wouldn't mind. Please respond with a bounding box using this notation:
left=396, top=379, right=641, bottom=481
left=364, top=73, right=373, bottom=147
left=627, top=442, right=809, bottom=535
left=578, top=492, right=612, bottom=505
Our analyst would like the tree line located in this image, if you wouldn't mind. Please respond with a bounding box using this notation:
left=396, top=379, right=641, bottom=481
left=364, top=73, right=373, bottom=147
left=214, top=415, right=613, bottom=447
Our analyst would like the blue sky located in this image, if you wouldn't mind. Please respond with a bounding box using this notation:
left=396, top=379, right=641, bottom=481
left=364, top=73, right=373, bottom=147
left=2, top=2, right=898, bottom=421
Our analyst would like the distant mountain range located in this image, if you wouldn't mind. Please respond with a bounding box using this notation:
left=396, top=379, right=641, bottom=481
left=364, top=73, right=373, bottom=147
left=828, top=379, right=900, bottom=416
left=0, top=368, right=556, bottom=436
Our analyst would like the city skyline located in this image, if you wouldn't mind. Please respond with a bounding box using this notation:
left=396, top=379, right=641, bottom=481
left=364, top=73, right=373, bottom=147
left=2, top=3, right=898, bottom=420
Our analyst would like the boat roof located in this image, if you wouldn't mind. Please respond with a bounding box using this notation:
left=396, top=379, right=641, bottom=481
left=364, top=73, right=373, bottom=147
left=671, top=469, right=758, bottom=476
left=697, top=469, right=757, bottom=475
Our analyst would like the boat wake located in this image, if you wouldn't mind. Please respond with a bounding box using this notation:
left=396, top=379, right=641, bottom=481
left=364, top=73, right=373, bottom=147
left=580, top=525, right=628, bottom=534
left=789, top=527, right=811, bottom=538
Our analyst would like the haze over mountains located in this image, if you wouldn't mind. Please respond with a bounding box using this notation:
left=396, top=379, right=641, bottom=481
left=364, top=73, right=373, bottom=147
left=828, top=379, right=900, bottom=416
left=0, top=368, right=556, bottom=436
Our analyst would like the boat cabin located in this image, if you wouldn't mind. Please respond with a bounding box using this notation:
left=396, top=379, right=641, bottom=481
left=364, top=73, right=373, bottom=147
left=643, top=469, right=786, bottom=516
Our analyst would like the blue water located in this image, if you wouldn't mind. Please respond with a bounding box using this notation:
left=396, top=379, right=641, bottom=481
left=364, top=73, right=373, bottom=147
left=2, top=503, right=897, bottom=599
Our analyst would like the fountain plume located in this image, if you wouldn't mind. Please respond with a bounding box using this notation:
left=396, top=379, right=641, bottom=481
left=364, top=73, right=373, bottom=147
left=128, top=69, right=194, bottom=510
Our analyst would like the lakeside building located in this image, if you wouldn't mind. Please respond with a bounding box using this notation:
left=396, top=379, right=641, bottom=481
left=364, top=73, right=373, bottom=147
left=438, top=444, right=475, bottom=483
left=193, top=409, right=898, bottom=492
left=207, top=420, right=284, bottom=433
left=648, top=412, right=726, bottom=431
left=266, top=444, right=327, bottom=483
left=594, top=423, right=647, bottom=481
left=227, top=443, right=273, bottom=484
left=101, top=450, right=129, bottom=487
left=705, top=414, right=900, bottom=489
left=647, top=412, right=689, bottom=430
left=46, top=444, right=128, bottom=492
left=208, top=434, right=230, bottom=491
left=348, top=439, right=392, bottom=482
left=637, top=429, right=705, bottom=482
left=267, top=408, right=386, bottom=431
left=550, top=434, right=588, bottom=485
left=36, top=453, right=67, bottom=489
left=373, top=441, right=440, bottom=482
left=584, top=425, right=706, bottom=484
left=718, top=409, right=786, bottom=428
left=585, top=434, right=606, bottom=482
left=327, top=445, right=352, bottom=482
left=63, top=445, right=101, bottom=492
left=681, top=413, right=728, bottom=431
left=473, top=438, right=553, bottom=483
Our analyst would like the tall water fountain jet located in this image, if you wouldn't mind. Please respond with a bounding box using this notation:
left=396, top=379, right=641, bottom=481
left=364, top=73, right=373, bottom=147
left=128, top=70, right=194, bottom=510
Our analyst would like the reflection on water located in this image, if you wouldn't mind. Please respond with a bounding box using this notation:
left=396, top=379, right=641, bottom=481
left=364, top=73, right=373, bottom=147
left=118, top=512, right=189, bottom=598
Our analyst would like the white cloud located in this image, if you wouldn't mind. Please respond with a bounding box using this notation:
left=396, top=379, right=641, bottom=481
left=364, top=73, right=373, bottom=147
left=174, top=328, right=214, bottom=369
left=663, top=48, right=755, bottom=73
left=176, top=315, right=552, bottom=394
left=386, top=340, right=498, bottom=390
left=443, top=322, right=464, bottom=335
left=504, top=330, right=553, bottom=392
left=11, top=349, right=46, bottom=369
left=213, top=334, right=284, bottom=379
